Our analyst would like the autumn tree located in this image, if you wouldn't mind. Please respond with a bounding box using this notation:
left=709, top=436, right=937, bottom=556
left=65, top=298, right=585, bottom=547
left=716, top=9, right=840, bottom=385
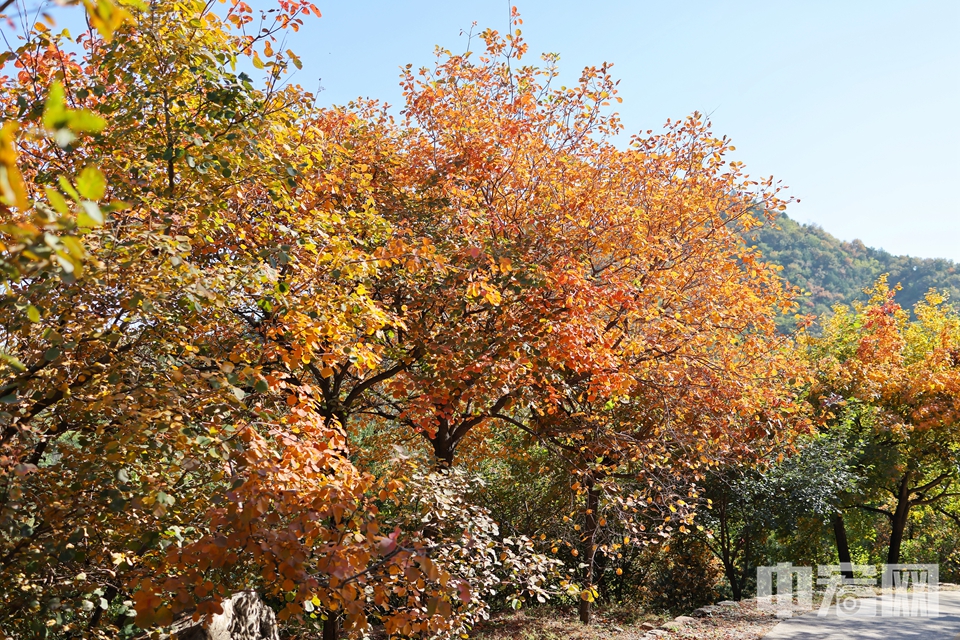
left=296, top=21, right=805, bottom=622
left=0, top=1, right=468, bottom=637
left=0, top=2, right=574, bottom=637
left=802, top=277, right=960, bottom=565
left=341, top=18, right=803, bottom=624
left=0, top=0, right=837, bottom=636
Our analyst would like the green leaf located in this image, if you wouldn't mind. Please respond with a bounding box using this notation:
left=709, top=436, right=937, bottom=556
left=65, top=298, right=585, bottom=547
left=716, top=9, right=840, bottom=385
left=42, top=81, right=106, bottom=139
left=68, top=109, right=106, bottom=133
left=77, top=201, right=104, bottom=227
left=26, top=306, right=40, bottom=323
left=54, top=251, right=80, bottom=276
left=44, top=346, right=61, bottom=361
left=60, top=235, right=86, bottom=259
left=102, top=200, right=130, bottom=213
left=42, top=82, right=68, bottom=130
left=44, top=186, right=70, bottom=215
left=58, top=176, right=81, bottom=202
left=0, top=353, right=25, bottom=372
left=287, top=50, right=302, bottom=70
left=76, top=166, right=106, bottom=200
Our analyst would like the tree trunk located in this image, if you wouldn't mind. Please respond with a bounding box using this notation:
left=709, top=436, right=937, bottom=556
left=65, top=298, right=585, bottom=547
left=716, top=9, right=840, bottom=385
left=578, top=480, right=600, bottom=624
left=87, top=585, right=117, bottom=631
left=723, top=559, right=742, bottom=601
left=832, top=512, right=853, bottom=580
left=887, top=471, right=913, bottom=565
left=322, top=614, right=339, bottom=640
left=716, top=497, right=742, bottom=601
left=430, top=421, right=456, bottom=469
left=431, top=436, right=455, bottom=469
left=737, top=532, right=753, bottom=601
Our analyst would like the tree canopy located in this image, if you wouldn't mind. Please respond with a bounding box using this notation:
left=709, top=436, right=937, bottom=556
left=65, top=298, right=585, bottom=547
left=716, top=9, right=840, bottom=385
left=0, top=1, right=956, bottom=639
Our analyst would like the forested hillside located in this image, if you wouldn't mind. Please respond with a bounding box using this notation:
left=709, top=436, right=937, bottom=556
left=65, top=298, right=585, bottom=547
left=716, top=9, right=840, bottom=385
left=749, top=214, right=960, bottom=329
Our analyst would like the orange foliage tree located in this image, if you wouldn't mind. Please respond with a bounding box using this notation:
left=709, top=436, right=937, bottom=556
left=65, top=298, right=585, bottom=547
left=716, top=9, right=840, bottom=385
left=332, top=18, right=802, bottom=623
left=802, top=278, right=960, bottom=565
left=0, top=0, right=809, bottom=637
left=0, top=2, right=556, bottom=638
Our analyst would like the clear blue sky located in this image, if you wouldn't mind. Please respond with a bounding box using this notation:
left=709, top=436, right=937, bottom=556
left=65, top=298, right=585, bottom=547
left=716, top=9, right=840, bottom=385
left=272, top=0, right=960, bottom=261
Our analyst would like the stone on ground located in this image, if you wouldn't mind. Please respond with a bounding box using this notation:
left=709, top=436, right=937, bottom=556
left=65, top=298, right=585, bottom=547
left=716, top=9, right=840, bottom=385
left=170, top=591, right=279, bottom=640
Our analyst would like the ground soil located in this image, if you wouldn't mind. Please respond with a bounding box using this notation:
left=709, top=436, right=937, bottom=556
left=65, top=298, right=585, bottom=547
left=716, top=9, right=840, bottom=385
left=471, top=600, right=781, bottom=640
left=472, top=584, right=960, bottom=639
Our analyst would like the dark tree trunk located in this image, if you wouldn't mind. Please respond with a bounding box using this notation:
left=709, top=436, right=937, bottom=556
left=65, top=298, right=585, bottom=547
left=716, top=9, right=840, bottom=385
left=429, top=419, right=457, bottom=469
left=887, top=471, right=913, bottom=565
left=736, top=533, right=754, bottom=600
left=322, top=613, right=339, bottom=640
left=432, top=437, right=455, bottom=469
left=832, top=512, right=853, bottom=580
left=578, top=480, right=600, bottom=624
left=715, top=497, right=743, bottom=601
left=721, top=556, right=743, bottom=601
left=88, top=585, right=117, bottom=631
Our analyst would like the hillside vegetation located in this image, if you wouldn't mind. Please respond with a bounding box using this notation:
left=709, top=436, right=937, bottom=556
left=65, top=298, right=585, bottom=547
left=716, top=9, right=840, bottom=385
left=749, top=214, right=960, bottom=329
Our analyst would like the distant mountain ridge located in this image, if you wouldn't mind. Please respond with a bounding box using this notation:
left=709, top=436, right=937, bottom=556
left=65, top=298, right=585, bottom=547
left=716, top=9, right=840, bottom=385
left=747, top=214, right=960, bottom=330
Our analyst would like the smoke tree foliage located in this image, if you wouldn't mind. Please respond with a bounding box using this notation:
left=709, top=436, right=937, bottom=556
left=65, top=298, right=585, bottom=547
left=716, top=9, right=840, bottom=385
left=0, top=0, right=865, bottom=637
left=801, top=278, right=960, bottom=566
left=0, top=1, right=501, bottom=637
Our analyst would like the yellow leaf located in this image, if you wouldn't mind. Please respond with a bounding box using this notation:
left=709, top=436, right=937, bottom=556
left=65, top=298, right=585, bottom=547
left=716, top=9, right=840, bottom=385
left=0, top=122, right=28, bottom=211
left=80, top=0, right=134, bottom=42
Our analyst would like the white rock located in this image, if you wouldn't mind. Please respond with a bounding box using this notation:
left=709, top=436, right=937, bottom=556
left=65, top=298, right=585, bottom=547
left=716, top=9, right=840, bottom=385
left=170, top=592, right=279, bottom=640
